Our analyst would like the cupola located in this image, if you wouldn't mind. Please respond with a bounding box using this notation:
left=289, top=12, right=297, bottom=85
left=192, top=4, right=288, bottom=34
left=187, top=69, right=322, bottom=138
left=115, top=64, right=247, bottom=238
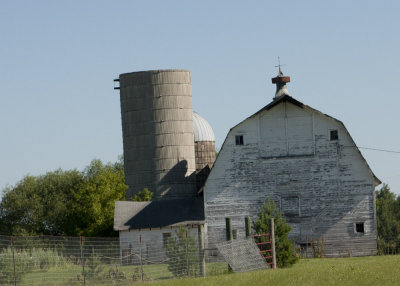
left=271, top=67, right=291, bottom=99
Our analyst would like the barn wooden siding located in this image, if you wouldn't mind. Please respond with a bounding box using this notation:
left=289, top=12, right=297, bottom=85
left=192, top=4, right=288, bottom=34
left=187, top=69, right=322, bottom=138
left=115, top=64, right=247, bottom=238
left=204, top=101, right=377, bottom=257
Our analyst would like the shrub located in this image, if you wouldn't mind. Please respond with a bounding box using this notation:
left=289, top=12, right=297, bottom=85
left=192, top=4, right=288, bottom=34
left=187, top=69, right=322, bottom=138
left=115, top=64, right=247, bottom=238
left=253, top=198, right=298, bottom=268
left=310, top=236, right=325, bottom=258
left=84, top=249, right=103, bottom=279
left=132, top=188, right=153, bottom=201
left=0, top=247, right=66, bottom=284
left=165, top=226, right=199, bottom=277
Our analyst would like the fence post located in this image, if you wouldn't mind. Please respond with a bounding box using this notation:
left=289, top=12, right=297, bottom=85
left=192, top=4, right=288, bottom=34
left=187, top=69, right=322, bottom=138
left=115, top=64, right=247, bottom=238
left=139, top=235, right=143, bottom=284
left=306, top=235, right=309, bottom=258
left=270, top=218, right=276, bottom=269
left=80, top=236, right=86, bottom=286
left=226, top=218, right=233, bottom=241
left=198, top=224, right=206, bottom=277
left=11, top=236, right=16, bottom=286
left=225, top=218, right=233, bottom=271
left=186, top=230, right=189, bottom=277
left=245, top=216, right=251, bottom=238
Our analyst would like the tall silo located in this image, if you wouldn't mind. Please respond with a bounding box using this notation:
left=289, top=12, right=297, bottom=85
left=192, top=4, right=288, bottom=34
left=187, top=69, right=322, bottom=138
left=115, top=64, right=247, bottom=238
left=117, top=70, right=197, bottom=200
left=193, top=112, right=216, bottom=191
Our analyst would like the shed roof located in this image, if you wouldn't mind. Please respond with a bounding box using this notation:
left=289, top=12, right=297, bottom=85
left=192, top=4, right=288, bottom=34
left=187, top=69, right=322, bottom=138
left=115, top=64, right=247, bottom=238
left=193, top=112, right=215, bottom=142
left=114, top=198, right=205, bottom=231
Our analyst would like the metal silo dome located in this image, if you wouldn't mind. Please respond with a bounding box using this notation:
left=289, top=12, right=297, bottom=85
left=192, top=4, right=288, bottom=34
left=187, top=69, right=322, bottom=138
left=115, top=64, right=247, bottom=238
left=193, top=112, right=215, bottom=142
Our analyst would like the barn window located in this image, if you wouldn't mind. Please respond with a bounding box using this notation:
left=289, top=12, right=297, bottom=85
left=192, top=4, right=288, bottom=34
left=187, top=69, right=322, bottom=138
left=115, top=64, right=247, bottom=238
left=330, top=130, right=338, bottom=141
left=235, top=135, right=244, bottom=145
left=163, top=232, right=171, bottom=246
left=355, top=223, right=365, bottom=234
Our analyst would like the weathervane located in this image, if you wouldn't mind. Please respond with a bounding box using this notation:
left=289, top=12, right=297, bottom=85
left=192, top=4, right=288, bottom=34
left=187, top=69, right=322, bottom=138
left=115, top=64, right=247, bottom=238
left=274, top=56, right=285, bottom=73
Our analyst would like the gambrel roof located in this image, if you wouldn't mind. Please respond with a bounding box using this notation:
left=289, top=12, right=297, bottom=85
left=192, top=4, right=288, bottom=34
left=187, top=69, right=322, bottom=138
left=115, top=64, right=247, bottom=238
left=225, top=94, right=381, bottom=186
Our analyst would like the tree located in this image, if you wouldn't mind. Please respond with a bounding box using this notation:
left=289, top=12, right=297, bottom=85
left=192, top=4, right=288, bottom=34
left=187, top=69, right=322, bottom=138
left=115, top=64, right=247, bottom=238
left=253, top=198, right=298, bottom=267
left=0, top=170, right=83, bottom=235
left=72, top=159, right=127, bottom=236
left=165, top=226, right=199, bottom=277
left=376, top=184, right=400, bottom=254
left=0, top=158, right=127, bottom=237
left=132, top=188, right=153, bottom=201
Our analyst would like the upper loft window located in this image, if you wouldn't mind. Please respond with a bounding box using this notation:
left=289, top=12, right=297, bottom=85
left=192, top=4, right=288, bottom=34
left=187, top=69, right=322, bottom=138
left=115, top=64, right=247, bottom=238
left=330, top=130, right=339, bottom=141
left=355, top=222, right=365, bottom=234
left=235, top=135, right=244, bottom=145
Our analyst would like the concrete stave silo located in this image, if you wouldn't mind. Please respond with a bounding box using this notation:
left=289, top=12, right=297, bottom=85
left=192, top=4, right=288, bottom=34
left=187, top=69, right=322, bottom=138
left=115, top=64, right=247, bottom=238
left=118, top=70, right=196, bottom=200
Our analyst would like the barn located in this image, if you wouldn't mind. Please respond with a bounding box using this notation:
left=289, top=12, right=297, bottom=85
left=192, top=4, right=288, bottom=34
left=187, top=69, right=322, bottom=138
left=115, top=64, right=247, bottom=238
left=204, top=68, right=381, bottom=257
left=113, top=68, right=380, bottom=258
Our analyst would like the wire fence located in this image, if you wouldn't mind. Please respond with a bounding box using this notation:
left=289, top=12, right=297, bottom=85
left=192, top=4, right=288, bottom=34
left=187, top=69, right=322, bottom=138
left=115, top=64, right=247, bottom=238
left=2, top=231, right=395, bottom=285
left=0, top=232, right=228, bottom=286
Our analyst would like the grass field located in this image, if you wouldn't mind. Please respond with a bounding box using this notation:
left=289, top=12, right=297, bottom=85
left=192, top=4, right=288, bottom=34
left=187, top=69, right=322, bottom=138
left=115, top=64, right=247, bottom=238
left=151, top=255, right=400, bottom=286
left=19, top=261, right=228, bottom=285
left=10, top=255, right=400, bottom=285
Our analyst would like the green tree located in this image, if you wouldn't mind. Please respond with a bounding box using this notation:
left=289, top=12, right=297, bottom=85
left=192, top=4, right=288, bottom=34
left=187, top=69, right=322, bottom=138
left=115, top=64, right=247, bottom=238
left=253, top=198, right=298, bottom=267
left=376, top=184, right=400, bottom=254
left=165, top=226, right=199, bottom=277
left=73, top=159, right=127, bottom=236
left=0, top=170, right=83, bottom=235
left=132, top=188, right=153, bottom=201
left=0, top=158, right=127, bottom=237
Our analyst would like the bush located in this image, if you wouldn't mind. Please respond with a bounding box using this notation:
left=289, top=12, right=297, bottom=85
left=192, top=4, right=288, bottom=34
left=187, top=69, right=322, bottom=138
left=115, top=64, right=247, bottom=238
left=310, top=236, right=325, bottom=258
left=165, top=226, right=199, bottom=277
left=253, top=198, right=298, bottom=268
left=132, top=188, right=153, bottom=201
left=0, top=247, right=66, bottom=284
left=85, top=249, right=103, bottom=278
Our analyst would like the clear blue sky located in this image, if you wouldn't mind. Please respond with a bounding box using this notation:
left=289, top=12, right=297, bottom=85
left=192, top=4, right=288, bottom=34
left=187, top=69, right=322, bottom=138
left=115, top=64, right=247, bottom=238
left=1, top=1, right=399, bottom=195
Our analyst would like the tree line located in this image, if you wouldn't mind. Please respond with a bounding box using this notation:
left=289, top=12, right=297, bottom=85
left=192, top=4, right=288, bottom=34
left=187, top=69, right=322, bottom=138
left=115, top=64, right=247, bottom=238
left=0, top=158, right=127, bottom=237
left=1, top=159, right=399, bottom=252
left=376, top=184, right=400, bottom=254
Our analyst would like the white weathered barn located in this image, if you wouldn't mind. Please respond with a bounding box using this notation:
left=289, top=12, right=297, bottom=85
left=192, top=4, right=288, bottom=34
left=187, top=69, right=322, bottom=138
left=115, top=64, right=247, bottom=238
left=204, top=69, right=381, bottom=257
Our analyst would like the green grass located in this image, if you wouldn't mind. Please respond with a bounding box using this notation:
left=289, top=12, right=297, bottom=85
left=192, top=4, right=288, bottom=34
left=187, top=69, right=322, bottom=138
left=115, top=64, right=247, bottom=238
left=18, top=262, right=227, bottom=285
left=19, top=260, right=229, bottom=285
left=150, top=255, right=400, bottom=286
left=13, top=255, right=400, bottom=285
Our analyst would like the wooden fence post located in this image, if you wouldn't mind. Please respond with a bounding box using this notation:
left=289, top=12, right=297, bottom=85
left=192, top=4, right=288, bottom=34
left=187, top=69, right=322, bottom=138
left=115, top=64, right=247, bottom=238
left=139, top=235, right=143, bottom=283
left=186, top=230, right=189, bottom=277
left=245, top=216, right=251, bottom=238
left=226, top=218, right=233, bottom=241
left=270, top=218, right=276, bottom=269
left=198, top=224, right=206, bottom=277
left=11, top=236, right=16, bottom=286
left=80, top=236, right=86, bottom=286
left=225, top=218, right=233, bottom=271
